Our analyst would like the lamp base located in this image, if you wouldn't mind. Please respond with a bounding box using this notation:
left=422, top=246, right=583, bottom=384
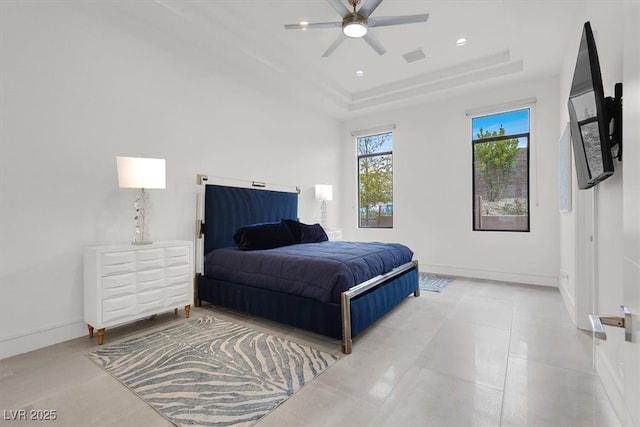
left=320, top=200, right=328, bottom=230
left=132, top=188, right=153, bottom=246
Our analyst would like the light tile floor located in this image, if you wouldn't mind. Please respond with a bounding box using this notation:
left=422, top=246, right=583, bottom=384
left=0, top=277, right=621, bottom=426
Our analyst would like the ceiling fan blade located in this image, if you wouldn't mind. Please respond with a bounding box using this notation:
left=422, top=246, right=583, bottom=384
left=362, top=32, right=386, bottom=55
left=322, top=33, right=348, bottom=57
left=284, top=21, right=342, bottom=30
left=368, top=13, right=429, bottom=27
left=358, top=0, right=383, bottom=18
left=326, top=0, right=351, bottom=18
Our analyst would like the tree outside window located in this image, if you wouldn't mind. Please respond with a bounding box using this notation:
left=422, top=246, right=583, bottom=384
left=472, top=109, right=530, bottom=232
left=358, top=132, right=393, bottom=228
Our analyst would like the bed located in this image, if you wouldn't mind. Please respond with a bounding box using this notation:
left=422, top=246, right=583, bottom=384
left=194, top=179, right=420, bottom=354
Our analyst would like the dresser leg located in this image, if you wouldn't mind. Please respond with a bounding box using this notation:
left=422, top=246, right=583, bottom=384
left=97, top=328, right=105, bottom=345
left=87, top=325, right=94, bottom=338
left=185, top=305, right=191, bottom=318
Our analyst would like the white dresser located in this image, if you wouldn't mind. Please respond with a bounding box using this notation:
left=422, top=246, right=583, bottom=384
left=84, top=240, right=193, bottom=344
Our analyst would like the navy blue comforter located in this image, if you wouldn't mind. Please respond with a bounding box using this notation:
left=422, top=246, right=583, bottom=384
left=204, top=241, right=414, bottom=304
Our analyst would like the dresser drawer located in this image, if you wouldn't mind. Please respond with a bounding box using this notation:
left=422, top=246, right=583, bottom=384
left=166, top=264, right=190, bottom=279
left=136, top=248, right=165, bottom=270
left=137, top=289, right=166, bottom=314
left=101, top=252, right=136, bottom=277
left=165, top=245, right=190, bottom=266
left=102, top=295, right=137, bottom=323
left=137, top=288, right=165, bottom=305
left=102, top=273, right=135, bottom=290
left=166, top=281, right=190, bottom=297
left=102, top=273, right=136, bottom=299
left=137, top=269, right=164, bottom=292
left=103, top=283, right=136, bottom=300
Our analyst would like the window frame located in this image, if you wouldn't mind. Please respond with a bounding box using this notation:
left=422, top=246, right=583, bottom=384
left=471, top=108, right=531, bottom=232
left=356, top=131, right=394, bottom=229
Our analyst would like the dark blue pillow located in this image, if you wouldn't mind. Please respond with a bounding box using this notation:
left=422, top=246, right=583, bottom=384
left=283, top=219, right=328, bottom=244
left=282, top=218, right=303, bottom=242
left=301, top=223, right=328, bottom=243
left=233, top=221, right=295, bottom=251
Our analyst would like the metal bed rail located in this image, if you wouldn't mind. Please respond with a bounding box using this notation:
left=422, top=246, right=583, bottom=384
left=340, top=260, right=419, bottom=354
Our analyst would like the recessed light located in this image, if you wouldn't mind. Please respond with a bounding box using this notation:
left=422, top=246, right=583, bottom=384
left=456, top=37, right=467, bottom=46
left=355, top=70, right=364, bottom=77
left=299, top=21, right=309, bottom=30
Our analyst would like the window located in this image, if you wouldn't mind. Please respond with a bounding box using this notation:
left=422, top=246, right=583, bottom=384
left=358, top=131, right=393, bottom=228
left=472, top=108, right=530, bottom=232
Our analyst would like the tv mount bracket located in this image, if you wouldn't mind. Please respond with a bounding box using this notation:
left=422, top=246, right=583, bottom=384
left=607, top=82, right=623, bottom=161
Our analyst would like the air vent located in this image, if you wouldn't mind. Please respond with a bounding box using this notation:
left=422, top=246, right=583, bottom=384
left=403, top=48, right=426, bottom=63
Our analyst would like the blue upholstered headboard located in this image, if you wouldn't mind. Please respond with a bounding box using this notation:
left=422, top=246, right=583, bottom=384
left=203, top=184, right=298, bottom=255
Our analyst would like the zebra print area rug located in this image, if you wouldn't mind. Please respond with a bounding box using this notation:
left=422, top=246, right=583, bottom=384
left=87, top=316, right=338, bottom=427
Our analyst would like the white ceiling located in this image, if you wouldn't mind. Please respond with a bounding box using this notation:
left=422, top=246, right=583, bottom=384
left=84, top=0, right=586, bottom=118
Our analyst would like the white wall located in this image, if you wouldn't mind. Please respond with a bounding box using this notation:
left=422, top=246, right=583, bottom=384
left=556, top=2, right=639, bottom=424
left=621, top=5, right=640, bottom=425
left=0, top=2, right=342, bottom=358
left=340, top=77, right=561, bottom=286
left=557, top=5, right=625, bottom=329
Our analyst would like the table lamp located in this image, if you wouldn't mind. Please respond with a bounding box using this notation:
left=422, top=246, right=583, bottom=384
left=315, top=184, right=333, bottom=230
left=116, top=156, right=166, bottom=245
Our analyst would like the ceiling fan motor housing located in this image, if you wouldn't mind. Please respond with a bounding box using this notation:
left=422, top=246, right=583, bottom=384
left=343, top=14, right=368, bottom=37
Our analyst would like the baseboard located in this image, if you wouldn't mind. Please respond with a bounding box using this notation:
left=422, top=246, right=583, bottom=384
left=420, top=264, right=558, bottom=287
left=0, top=320, right=86, bottom=360
left=595, top=346, right=632, bottom=426
left=558, top=270, right=576, bottom=325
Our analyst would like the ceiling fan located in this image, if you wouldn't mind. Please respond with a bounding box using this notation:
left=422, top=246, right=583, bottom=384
left=284, top=0, right=429, bottom=57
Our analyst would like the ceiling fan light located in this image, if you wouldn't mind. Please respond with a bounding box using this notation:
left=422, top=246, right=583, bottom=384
left=343, top=21, right=367, bottom=38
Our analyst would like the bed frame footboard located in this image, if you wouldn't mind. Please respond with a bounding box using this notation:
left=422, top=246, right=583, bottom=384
left=340, top=260, right=419, bottom=354
left=197, top=260, right=419, bottom=355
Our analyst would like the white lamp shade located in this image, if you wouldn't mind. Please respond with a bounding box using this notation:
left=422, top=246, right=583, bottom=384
left=116, top=156, right=166, bottom=189
left=315, top=184, right=333, bottom=201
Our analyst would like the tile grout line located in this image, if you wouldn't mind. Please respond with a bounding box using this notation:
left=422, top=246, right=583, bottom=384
left=498, top=305, right=515, bottom=426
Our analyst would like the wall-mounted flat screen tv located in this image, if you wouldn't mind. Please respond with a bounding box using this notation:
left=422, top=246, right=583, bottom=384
left=567, top=21, right=622, bottom=190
